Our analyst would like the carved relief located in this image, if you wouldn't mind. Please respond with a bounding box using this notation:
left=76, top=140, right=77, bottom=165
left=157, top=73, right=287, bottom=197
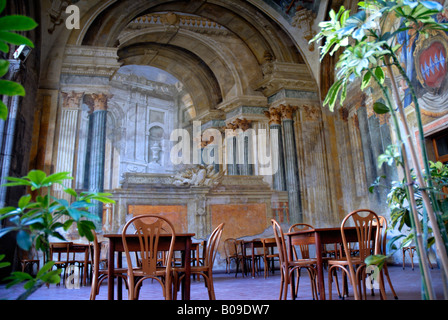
left=301, top=104, right=321, bottom=121
left=91, top=93, right=112, bottom=111
left=170, top=164, right=225, bottom=187
left=291, top=6, right=317, bottom=51
left=263, top=106, right=282, bottom=125
left=280, top=104, right=298, bottom=120
left=61, top=91, right=84, bottom=109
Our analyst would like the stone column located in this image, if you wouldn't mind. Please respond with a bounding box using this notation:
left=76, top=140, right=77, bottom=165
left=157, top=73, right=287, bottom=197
left=53, top=91, right=84, bottom=202
left=224, top=122, right=238, bottom=175
left=86, top=93, right=110, bottom=225
left=0, top=60, right=21, bottom=207
left=264, top=106, right=286, bottom=191
left=234, top=118, right=253, bottom=175
left=281, top=104, right=302, bottom=223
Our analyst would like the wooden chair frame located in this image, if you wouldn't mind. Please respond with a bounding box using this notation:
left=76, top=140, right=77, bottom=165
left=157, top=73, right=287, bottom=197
left=260, top=238, right=279, bottom=278
left=90, top=231, right=128, bottom=300
left=49, top=242, right=73, bottom=286
left=271, top=219, right=317, bottom=300
left=122, top=214, right=176, bottom=300
left=288, top=223, right=318, bottom=299
left=223, top=238, right=244, bottom=277
left=327, top=209, right=385, bottom=300
left=173, top=223, right=224, bottom=300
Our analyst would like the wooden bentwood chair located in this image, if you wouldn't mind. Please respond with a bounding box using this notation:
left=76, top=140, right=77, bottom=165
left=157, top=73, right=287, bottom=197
left=288, top=223, right=319, bottom=299
left=261, top=238, right=279, bottom=278
left=374, top=215, right=398, bottom=299
left=173, top=223, right=224, bottom=300
left=271, top=219, right=317, bottom=300
left=90, top=231, right=128, bottom=300
left=224, top=238, right=245, bottom=277
left=49, top=242, right=73, bottom=286
left=122, top=214, right=176, bottom=300
left=327, top=209, right=385, bottom=300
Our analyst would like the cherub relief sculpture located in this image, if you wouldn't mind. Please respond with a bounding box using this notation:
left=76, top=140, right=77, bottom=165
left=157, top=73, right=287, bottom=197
left=171, top=164, right=224, bottom=187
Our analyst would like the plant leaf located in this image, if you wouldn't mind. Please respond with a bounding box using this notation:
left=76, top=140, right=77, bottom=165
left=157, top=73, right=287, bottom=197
left=0, top=15, right=38, bottom=31
left=0, top=31, right=34, bottom=47
left=16, top=230, right=32, bottom=251
left=0, top=79, right=25, bottom=96
left=373, top=101, right=390, bottom=114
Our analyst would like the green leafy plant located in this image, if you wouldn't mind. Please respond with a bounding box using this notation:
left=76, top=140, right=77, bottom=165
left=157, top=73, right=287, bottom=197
left=0, top=0, right=37, bottom=119
left=311, top=0, right=448, bottom=299
left=0, top=170, right=115, bottom=299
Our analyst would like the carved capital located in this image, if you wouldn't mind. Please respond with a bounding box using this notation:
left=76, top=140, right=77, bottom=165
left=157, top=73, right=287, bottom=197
left=233, top=118, right=252, bottom=131
left=61, top=91, right=84, bottom=109
left=85, top=93, right=112, bottom=112
left=223, top=118, right=252, bottom=133
left=263, top=107, right=282, bottom=125
left=280, top=104, right=298, bottom=120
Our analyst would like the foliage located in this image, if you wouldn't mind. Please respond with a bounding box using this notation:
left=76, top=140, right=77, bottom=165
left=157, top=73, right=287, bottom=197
left=371, top=160, right=448, bottom=253
left=0, top=170, right=115, bottom=298
left=0, top=173, right=114, bottom=298
left=0, top=170, right=114, bottom=258
left=311, top=0, right=448, bottom=112
left=0, top=0, right=37, bottom=119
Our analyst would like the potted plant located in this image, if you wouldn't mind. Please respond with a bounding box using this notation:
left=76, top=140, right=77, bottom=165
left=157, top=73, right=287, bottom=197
left=0, top=170, right=115, bottom=299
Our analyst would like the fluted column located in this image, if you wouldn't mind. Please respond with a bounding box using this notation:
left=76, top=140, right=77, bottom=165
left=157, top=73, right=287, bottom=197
left=225, top=122, right=238, bottom=175
left=264, top=107, right=286, bottom=191
left=281, top=104, right=302, bottom=223
left=234, top=118, right=253, bottom=175
left=86, top=93, right=110, bottom=225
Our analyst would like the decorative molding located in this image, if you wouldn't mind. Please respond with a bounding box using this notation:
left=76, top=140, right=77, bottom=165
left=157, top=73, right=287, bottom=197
left=62, top=45, right=121, bottom=77
left=263, top=106, right=282, bottom=125
left=280, top=104, right=298, bottom=120
left=255, top=61, right=317, bottom=96
left=61, top=90, right=84, bottom=109
left=216, top=95, right=267, bottom=114
left=291, top=6, right=317, bottom=51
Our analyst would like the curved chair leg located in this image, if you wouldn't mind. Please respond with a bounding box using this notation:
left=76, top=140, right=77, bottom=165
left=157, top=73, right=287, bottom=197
left=383, top=264, right=398, bottom=299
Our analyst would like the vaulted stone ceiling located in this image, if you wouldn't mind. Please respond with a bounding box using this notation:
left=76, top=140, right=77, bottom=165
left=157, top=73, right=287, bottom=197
left=49, top=0, right=319, bottom=119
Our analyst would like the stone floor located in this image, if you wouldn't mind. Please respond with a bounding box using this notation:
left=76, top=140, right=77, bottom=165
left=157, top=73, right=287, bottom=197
left=0, top=264, right=445, bottom=301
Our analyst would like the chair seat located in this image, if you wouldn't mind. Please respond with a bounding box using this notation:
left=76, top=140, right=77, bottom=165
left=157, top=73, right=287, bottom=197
left=327, top=257, right=363, bottom=266
left=98, top=267, right=128, bottom=275
left=131, top=267, right=168, bottom=277
left=289, top=258, right=317, bottom=267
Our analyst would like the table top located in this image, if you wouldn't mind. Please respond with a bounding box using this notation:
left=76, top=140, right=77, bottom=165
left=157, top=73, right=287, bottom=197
left=285, top=226, right=357, bottom=236
left=104, top=233, right=195, bottom=239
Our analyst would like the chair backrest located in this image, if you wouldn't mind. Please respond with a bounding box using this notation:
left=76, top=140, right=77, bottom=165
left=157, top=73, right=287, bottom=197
left=261, top=238, right=277, bottom=257
left=203, top=223, right=224, bottom=268
left=49, top=242, right=72, bottom=264
left=91, top=231, right=106, bottom=273
left=341, top=209, right=380, bottom=261
left=224, top=238, right=238, bottom=258
left=122, top=214, right=176, bottom=276
left=288, top=223, right=314, bottom=259
left=271, top=219, right=288, bottom=266
left=374, top=215, right=387, bottom=255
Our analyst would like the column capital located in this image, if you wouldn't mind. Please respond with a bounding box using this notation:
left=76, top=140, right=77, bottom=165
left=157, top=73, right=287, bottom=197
left=61, top=91, right=84, bottom=109
left=233, top=118, right=252, bottom=131
left=280, top=104, right=298, bottom=120
left=85, top=93, right=112, bottom=112
left=263, top=106, right=282, bottom=125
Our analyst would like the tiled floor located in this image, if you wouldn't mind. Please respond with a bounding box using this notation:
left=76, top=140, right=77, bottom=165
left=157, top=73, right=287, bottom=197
left=0, top=264, right=445, bottom=300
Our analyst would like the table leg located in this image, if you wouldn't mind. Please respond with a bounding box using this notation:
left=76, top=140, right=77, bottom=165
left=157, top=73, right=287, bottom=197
left=315, top=232, right=325, bottom=300
left=183, top=238, right=191, bottom=300
left=107, top=240, right=115, bottom=300
left=117, top=252, right=123, bottom=300
left=251, top=242, right=255, bottom=278
left=82, top=247, right=88, bottom=286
